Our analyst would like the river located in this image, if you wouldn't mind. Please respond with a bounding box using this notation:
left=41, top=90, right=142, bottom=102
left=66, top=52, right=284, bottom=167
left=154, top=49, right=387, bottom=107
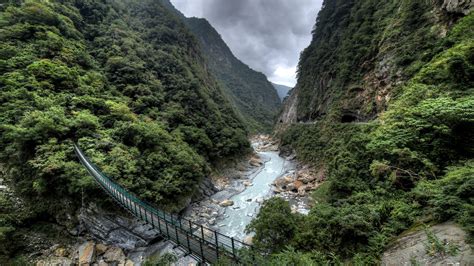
left=216, top=141, right=296, bottom=240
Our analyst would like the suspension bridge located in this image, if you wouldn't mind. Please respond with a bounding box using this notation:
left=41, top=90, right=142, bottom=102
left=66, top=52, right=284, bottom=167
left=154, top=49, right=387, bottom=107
left=74, top=144, right=251, bottom=264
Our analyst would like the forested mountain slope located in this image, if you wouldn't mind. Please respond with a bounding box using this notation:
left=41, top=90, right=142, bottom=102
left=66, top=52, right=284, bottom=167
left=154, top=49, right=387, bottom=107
left=0, top=0, right=249, bottom=260
left=185, top=17, right=281, bottom=133
left=271, top=82, right=292, bottom=101
left=246, top=0, right=474, bottom=264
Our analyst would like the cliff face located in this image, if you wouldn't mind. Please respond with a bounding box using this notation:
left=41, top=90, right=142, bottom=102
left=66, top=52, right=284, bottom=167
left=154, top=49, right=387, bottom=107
left=274, top=0, right=473, bottom=260
left=280, top=0, right=472, bottom=124
left=186, top=18, right=281, bottom=133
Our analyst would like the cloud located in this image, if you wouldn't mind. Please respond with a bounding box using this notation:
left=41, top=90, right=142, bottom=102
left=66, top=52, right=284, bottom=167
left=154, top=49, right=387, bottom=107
left=271, top=65, right=297, bottom=87
left=171, top=0, right=323, bottom=87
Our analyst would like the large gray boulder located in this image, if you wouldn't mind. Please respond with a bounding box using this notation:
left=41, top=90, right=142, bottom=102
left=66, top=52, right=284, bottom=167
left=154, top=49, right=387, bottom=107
left=103, top=246, right=126, bottom=263
left=80, top=204, right=160, bottom=251
left=382, top=222, right=473, bottom=266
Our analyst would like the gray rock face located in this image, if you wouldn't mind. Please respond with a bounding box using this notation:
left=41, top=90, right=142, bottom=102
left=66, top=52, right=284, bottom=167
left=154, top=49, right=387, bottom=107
left=277, top=88, right=298, bottom=125
left=76, top=205, right=198, bottom=265
left=382, top=222, right=473, bottom=266
left=442, top=0, right=474, bottom=14
left=127, top=241, right=197, bottom=265
left=195, top=177, right=218, bottom=201
left=36, top=257, right=74, bottom=266
left=80, top=205, right=160, bottom=251
left=103, top=246, right=126, bottom=263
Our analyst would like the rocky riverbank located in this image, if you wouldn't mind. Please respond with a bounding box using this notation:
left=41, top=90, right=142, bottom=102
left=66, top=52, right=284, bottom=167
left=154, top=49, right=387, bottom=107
left=34, top=204, right=198, bottom=265
left=182, top=143, right=266, bottom=231
left=271, top=164, right=325, bottom=214
left=182, top=135, right=319, bottom=241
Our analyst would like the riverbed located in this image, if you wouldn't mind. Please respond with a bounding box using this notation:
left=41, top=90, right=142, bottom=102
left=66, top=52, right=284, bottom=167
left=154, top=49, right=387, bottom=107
left=216, top=148, right=295, bottom=239
left=183, top=136, right=316, bottom=242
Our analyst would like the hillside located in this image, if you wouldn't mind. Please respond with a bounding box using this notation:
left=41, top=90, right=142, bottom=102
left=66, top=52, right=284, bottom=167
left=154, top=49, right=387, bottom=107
left=271, top=82, right=292, bottom=101
left=247, top=0, right=474, bottom=263
left=186, top=17, right=281, bottom=133
left=0, top=0, right=250, bottom=261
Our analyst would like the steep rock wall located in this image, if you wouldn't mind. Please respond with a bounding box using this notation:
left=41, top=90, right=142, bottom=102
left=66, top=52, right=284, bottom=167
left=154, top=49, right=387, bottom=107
left=278, top=0, right=468, bottom=125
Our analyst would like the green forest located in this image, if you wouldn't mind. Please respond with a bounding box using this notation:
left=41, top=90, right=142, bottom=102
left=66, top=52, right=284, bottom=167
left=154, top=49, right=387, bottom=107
left=246, top=0, right=473, bottom=264
left=0, top=0, right=473, bottom=264
left=0, top=0, right=250, bottom=260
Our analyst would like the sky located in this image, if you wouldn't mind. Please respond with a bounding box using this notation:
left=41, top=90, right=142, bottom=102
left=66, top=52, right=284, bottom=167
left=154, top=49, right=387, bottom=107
left=170, top=0, right=323, bottom=87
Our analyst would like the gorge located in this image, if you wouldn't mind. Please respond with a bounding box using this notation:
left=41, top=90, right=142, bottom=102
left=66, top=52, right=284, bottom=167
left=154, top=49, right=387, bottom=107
left=1, top=0, right=473, bottom=265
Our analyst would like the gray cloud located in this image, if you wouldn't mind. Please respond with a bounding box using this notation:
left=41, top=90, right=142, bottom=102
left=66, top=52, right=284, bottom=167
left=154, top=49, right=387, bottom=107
left=170, top=0, right=323, bottom=87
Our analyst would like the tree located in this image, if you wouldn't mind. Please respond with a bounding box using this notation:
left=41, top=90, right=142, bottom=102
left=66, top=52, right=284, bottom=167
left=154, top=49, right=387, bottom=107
left=246, top=198, right=299, bottom=253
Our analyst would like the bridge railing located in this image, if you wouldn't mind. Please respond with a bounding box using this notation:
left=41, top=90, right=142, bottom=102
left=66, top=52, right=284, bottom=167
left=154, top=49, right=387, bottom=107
left=73, top=144, right=251, bottom=262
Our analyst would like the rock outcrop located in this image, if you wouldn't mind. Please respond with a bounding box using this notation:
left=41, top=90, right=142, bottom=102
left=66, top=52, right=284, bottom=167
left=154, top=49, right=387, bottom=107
left=442, top=0, right=474, bottom=14
left=102, top=246, right=126, bottom=263
left=272, top=166, right=324, bottom=197
left=382, top=222, right=473, bottom=265
left=35, top=204, right=199, bottom=266
left=278, top=87, right=298, bottom=125
left=219, top=199, right=234, bottom=207
left=79, top=205, right=159, bottom=251
left=249, top=155, right=263, bottom=167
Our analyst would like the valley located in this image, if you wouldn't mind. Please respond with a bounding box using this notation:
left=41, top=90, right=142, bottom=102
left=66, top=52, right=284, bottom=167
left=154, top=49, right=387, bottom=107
left=0, top=0, right=473, bottom=265
left=184, top=136, right=304, bottom=242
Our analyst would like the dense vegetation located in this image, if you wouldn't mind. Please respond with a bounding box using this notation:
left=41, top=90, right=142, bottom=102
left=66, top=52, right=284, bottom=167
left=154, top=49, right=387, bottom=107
left=296, top=0, right=453, bottom=121
left=0, top=0, right=250, bottom=261
left=248, top=0, right=473, bottom=264
left=186, top=18, right=282, bottom=133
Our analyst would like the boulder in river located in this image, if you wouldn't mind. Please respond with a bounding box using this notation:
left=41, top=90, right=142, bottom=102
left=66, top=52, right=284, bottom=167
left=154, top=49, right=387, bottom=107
left=272, top=187, right=282, bottom=193
left=219, top=199, right=234, bottom=207
left=273, top=175, right=293, bottom=188
left=297, top=172, right=316, bottom=183
left=249, top=156, right=263, bottom=167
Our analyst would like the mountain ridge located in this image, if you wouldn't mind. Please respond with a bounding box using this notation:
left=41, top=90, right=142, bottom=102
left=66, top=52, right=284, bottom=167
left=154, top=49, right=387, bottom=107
left=271, top=82, right=292, bottom=101
left=184, top=17, right=281, bottom=132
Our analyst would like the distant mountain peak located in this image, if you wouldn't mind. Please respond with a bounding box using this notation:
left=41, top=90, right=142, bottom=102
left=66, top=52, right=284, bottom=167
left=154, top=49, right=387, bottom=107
left=271, top=82, right=292, bottom=101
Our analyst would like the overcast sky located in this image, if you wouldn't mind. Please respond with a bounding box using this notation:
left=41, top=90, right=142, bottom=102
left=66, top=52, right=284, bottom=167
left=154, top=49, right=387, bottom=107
left=170, top=0, right=323, bottom=87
